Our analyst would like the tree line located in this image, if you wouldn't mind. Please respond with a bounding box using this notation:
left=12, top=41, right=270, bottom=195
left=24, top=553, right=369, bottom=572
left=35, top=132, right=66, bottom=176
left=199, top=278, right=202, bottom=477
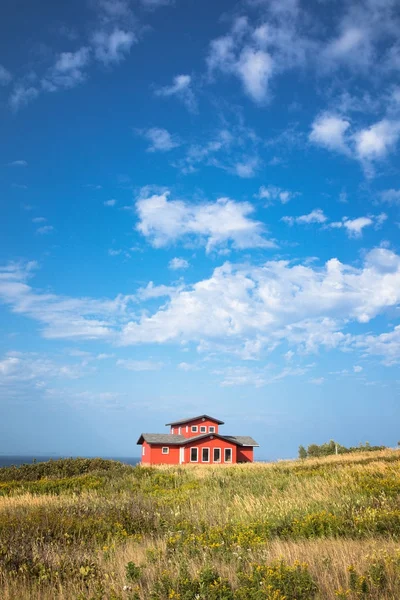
left=298, top=440, right=387, bottom=459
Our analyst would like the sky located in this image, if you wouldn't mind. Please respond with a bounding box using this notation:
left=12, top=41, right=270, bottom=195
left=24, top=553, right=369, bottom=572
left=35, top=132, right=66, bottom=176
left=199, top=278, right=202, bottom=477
left=1, top=0, right=400, bottom=460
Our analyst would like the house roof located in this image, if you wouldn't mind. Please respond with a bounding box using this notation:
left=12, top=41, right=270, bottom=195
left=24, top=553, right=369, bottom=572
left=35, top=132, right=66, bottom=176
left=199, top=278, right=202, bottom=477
left=137, top=432, right=259, bottom=447
left=224, top=436, right=260, bottom=447
left=136, top=433, right=186, bottom=445
left=165, top=414, right=225, bottom=426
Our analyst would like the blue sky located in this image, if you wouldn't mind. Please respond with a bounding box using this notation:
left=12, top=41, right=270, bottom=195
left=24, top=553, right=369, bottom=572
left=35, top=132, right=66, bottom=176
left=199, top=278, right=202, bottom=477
left=1, top=0, right=400, bottom=460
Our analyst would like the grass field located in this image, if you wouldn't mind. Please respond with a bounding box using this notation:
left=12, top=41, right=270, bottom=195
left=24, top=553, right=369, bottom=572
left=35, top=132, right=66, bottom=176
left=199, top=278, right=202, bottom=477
left=1, top=451, right=400, bottom=599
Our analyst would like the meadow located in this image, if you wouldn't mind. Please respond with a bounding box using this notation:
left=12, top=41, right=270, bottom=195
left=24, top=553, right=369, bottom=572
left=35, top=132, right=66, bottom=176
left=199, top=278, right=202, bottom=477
left=1, top=451, right=400, bottom=599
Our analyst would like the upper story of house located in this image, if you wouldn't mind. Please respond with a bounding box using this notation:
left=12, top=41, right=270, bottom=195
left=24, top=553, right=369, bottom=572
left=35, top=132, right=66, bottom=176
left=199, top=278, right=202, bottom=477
left=165, top=415, right=225, bottom=438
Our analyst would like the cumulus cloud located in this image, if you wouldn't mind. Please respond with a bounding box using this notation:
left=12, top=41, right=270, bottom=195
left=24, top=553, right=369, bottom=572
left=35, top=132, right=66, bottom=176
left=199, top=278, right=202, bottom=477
left=135, top=191, right=273, bottom=251
left=104, top=199, right=117, bottom=206
left=155, top=74, right=197, bottom=112
left=138, top=128, right=180, bottom=152
left=256, top=185, right=299, bottom=205
left=354, top=119, right=400, bottom=161
left=168, top=257, right=189, bottom=270
left=36, top=225, right=54, bottom=235
left=310, top=113, right=400, bottom=174
left=91, top=29, right=135, bottom=64
left=354, top=325, right=400, bottom=366
left=380, top=189, right=400, bottom=205
left=329, top=214, right=386, bottom=237
left=119, top=247, right=400, bottom=356
left=2, top=249, right=400, bottom=363
left=309, top=113, right=351, bottom=154
left=282, top=209, right=327, bottom=226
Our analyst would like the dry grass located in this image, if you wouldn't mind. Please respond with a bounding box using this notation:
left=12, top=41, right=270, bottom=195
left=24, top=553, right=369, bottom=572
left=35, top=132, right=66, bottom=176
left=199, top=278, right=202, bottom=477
left=1, top=451, right=400, bottom=599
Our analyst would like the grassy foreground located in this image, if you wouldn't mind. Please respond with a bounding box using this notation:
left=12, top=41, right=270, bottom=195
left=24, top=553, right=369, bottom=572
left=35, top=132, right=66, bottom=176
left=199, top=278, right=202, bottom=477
left=1, top=452, right=400, bottom=599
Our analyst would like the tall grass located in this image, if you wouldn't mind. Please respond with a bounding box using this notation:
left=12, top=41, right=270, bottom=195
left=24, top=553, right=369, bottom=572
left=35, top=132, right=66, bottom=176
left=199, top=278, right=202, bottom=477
left=1, top=450, right=400, bottom=599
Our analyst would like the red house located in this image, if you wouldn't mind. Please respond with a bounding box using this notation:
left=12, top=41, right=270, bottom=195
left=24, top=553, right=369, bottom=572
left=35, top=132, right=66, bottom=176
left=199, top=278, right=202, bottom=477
left=137, top=414, right=259, bottom=465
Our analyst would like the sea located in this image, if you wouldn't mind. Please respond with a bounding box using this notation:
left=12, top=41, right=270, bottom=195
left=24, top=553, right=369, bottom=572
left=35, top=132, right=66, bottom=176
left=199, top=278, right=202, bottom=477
left=0, top=455, right=140, bottom=468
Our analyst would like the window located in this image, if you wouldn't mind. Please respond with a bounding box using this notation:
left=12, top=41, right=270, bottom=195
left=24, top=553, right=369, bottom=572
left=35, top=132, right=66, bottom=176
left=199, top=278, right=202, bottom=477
left=178, top=427, right=181, bottom=435
left=142, top=446, right=145, bottom=456
left=186, top=426, right=188, bottom=433
left=200, top=426, right=207, bottom=433
left=224, top=448, right=232, bottom=463
left=162, top=447, right=169, bottom=454
left=202, top=448, right=210, bottom=462
left=191, top=426, right=198, bottom=433
left=209, top=426, right=215, bottom=433
left=190, top=447, right=198, bottom=462
left=171, top=428, right=174, bottom=434
left=213, top=448, right=221, bottom=463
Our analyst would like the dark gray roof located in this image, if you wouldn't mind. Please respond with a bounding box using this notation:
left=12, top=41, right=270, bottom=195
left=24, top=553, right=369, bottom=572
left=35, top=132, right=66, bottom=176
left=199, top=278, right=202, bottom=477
left=137, top=432, right=259, bottom=447
left=225, top=435, right=259, bottom=447
left=165, top=414, right=225, bottom=426
left=136, top=433, right=186, bottom=445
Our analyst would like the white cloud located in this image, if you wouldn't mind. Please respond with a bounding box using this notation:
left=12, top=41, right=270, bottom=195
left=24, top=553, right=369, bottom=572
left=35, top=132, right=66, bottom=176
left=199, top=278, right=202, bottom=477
left=32, top=217, right=46, bottom=223
left=116, top=358, right=163, bottom=371
left=139, top=128, right=180, bottom=152
left=155, top=74, right=197, bottom=112
left=36, top=225, right=54, bottom=235
left=178, top=362, right=197, bottom=371
left=0, top=262, right=135, bottom=341
left=257, top=185, right=299, bottom=205
left=42, top=47, right=91, bottom=92
left=2, top=249, right=400, bottom=362
left=330, top=216, right=373, bottom=238
left=169, top=257, right=189, bottom=270
left=91, top=29, right=135, bottom=64
left=0, top=351, right=90, bottom=384
left=309, top=377, right=324, bottom=385
left=282, top=209, right=327, bottom=226
left=353, top=365, right=363, bottom=372
left=104, top=199, right=117, bottom=206
left=234, top=157, right=259, bottom=178
left=9, top=85, right=39, bottom=111
left=309, top=113, right=351, bottom=154
left=0, top=64, right=12, bottom=86
left=354, top=119, right=400, bottom=161
left=310, top=113, right=400, bottom=174
left=135, top=190, right=273, bottom=251
left=354, top=325, right=400, bottom=366
left=7, top=160, right=27, bottom=167
left=236, top=48, right=273, bottom=103
left=119, top=247, right=400, bottom=354
left=380, top=189, right=400, bottom=205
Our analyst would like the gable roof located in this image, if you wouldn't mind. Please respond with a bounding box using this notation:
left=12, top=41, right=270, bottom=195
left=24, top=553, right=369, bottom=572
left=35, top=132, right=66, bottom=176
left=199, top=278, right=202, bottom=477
left=137, top=432, right=259, bottom=447
left=224, top=435, right=259, bottom=447
left=136, top=433, right=186, bottom=445
left=165, top=414, right=225, bottom=426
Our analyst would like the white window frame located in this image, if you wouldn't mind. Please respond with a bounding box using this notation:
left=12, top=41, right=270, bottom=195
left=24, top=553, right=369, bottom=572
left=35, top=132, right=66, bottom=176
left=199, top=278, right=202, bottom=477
left=162, top=447, right=169, bottom=454
left=178, top=427, right=181, bottom=435
left=209, top=426, right=215, bottom=433
left=191, top=425, right=198, bottom=433
left=202, top=447, right=210, bottom=462
left=190, top=447, right=198, bottom=462
left=142, top=446, right=146, bottom=456
left=171, top=427, right=174, bottom=434
left=200, top=426, right=207, bottom=433
left=186, top=426, right=188, bottom=433
left=224, top=448, right=232, bottom=463
left=213, top=447, right=221, bottom=463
